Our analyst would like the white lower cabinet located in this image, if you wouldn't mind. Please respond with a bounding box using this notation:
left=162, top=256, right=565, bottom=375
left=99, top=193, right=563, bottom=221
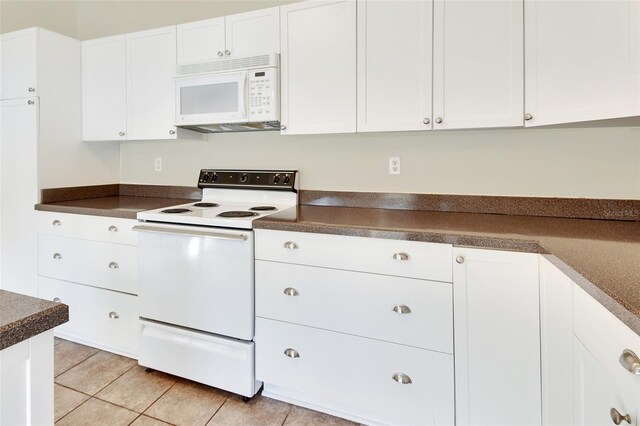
left=36, top=211, right=139, bottom=357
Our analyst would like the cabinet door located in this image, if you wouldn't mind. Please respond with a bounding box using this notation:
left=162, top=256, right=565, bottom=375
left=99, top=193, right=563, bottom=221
left=126, top=26, right=177, bottom=140
left=0, top=28, right=37, bottom=100
left=225, top=7, right=280, bottom=58
left=81, top=35, right=127, bottom=141
left=525, top=0, right=640, bottom=126
left=433, top=0, right=523, bottom=129
left=357, top=0, right=432, bottom=132
left=177, top=17, right=225, bottom=65
left=453, top=248, right=541, bottom=426
left=280, top=0, right=356, bottom=135
left=0, top=98, right=39, bottom=296
left=574, top=337, right=638, bottom=426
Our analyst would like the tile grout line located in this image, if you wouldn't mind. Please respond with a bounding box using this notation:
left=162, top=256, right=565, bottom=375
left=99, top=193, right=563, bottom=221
left=280, top=402, right=293, bottom=426
left=138, top=378, right=181, bottom=424
left=54, top=347, right=101, bottom=379
left=203, top=392, right=232, bottom=425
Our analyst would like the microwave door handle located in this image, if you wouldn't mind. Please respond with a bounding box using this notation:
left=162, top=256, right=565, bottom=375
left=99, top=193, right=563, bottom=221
left=241, top=72, right=248, bottom=120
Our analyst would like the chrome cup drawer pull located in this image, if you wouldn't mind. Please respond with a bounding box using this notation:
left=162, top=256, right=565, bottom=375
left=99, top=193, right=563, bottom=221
left=53, top=297, right=61, bottom=303
left=108, top=311, right=119, bottom=320
left=108, top=225, right=119, bottom=233
left=284, top=348, right=300, bottom=358
left=611, top=408, right=632, bottom=425
left=392, top=373, right=412, bottom=384
left=392, top=304, right=411, bottom=314
left=283, top=241, right=299, bottom=250
left=52, top=220, right=62, bottom=226
left=283, top=287, right=299, bottom=297
left=619, top=349, right=640, bottom=375
left=53, top=253, right=62, bottom=260
left=392, top=252, right=410, bottom=261
left=108, top=262, right=119, bottom=270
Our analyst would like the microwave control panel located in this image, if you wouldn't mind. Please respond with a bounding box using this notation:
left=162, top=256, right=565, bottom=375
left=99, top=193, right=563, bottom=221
left=248, top=68, right=279, bottom=122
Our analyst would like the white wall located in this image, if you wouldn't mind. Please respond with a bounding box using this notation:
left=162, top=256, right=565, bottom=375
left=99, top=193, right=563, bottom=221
left=120, top=127, right=640, bottom=199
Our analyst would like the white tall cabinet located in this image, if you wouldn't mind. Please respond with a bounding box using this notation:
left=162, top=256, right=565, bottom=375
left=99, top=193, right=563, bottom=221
left=432, top=0, right=524, bottom=129
left=525, top=0, right=640, bottom=126
left=453, top=248, right=541, bottom=426
left=280, top=0, right=356, bottom=135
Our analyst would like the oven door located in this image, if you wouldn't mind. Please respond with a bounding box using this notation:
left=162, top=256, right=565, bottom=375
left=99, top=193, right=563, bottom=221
left=175, top=71, right=248, bottom=125
left=133, top=223, right=254, bottom=340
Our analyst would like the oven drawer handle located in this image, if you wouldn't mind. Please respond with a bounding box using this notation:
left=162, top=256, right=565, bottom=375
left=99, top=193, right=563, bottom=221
left=132, top=225, right=248, bottom=241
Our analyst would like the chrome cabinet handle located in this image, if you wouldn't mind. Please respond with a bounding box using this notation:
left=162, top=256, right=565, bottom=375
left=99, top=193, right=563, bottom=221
left=392, top=252, right=410, bottom=261
left=435, top=117, right=443, bottom=124
left=119, top=131, right=125, bottom=137
left=284, top=348, right=300, bottom=358
left=28, top=87, right=35, bottom=92
left=108, top=225, right=118, bottom=232
left=53, top=297, right=61, bottom=303
left=217, top=51, right=224, bottom=57
left=619, top=349, right=640, bottom=375
left=423, top=118, right=430, bottom=125
left=52, top=220, right=62, bottom=226
left=392, top=304, right=411, bottom=314
left=283, top=287, right=299, bottom=296
left=392, top=373, right=412, bottom=384
left=169, top=130, right=176, bottom=135
left=611, top=408, right=631, bottom=425
left=524, top=113, right=533, bottom=121
left=225, top=49, right=231, bottom=56
left=28, top=100, right=35, bottom=105
left=108, top=262, right=119, bottom=269
left=108, top=311, right=119, bottom=319
left=53, top=253, right=62, bottom=260
left=280, top=124, right=287, bottom=130
left=456, top=256, right=465, bottom=264
left=283, top=241, right=298, bottom=250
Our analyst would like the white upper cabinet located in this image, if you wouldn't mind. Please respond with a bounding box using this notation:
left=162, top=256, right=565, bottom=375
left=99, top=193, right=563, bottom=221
left=176, top=7, right=279, bottom=66
left=81, top=35, right=127, bottom=141
left=525, top=0, right=640, bottom=126
left=0, top=28, right=37, bottom=100
left=357, top=0, right=432, bottom=132
left=280, top=0, right=356, bottom=135
left=433, top=0, right=524, bottom=130
left=126, top=26, right=177, bottom=140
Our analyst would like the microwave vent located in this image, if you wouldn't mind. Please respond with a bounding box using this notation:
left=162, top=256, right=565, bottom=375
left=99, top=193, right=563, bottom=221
left=176, top=53, right=278, bottom=77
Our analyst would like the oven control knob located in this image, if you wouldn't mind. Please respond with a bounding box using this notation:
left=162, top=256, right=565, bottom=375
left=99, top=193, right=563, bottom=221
left=240, top=173, right=248, bottom=183
left=211, top=173, right=217, bottom=182
left=273, top=175, right=280, bottom=184
left=284, top=175, right=291, bottom=184
left=202, top=173, right=210, bottom=182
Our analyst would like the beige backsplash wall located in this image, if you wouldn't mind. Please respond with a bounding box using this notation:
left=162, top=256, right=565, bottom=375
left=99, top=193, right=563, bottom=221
left=120, top=127, right=640, bottom=199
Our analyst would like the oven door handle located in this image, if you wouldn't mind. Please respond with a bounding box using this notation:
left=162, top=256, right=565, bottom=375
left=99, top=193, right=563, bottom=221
left=132, top=225, right=248, bottom=241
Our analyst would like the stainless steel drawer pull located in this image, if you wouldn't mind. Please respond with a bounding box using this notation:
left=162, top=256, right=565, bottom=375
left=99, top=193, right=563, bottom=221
left=283, top=287, right=299, bottom=296
left=108, top=311, right=119, bottom=320
left=392, top=252, right=410, bottom=261
left=108, top=225, right=119, bottom=232
left=611, top=408, right=631, bottom=425
left=52, top=220, right=62, bottom=226
left=392, top=373, right=412, bottom=384
left=53, top=297, right=61, bottom=303
left=283, top=241, right=299, bottom=250
left=108, top=262, right=119, bottom=270
left=392, top=304, right=411, bottom=314
left=619, top=349, right=640, bottom=375
left=284, top=348, right=300, bottom=358
left=53, top=253, right=62, bottom=260
left=456, top=256, right=465, bottom=264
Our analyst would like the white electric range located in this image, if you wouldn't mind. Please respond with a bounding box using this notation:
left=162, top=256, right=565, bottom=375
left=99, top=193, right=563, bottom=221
left=134, top=170, right=297, bottom=398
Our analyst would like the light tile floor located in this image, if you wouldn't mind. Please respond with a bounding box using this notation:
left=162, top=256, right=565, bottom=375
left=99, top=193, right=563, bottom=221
left=54, top=337, right=358, bottom=426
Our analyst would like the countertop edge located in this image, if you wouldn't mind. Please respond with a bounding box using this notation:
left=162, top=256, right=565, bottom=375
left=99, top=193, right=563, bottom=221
left=35, top=203, right=139, bottom=219
left=0, top=303, right=69, bottom=351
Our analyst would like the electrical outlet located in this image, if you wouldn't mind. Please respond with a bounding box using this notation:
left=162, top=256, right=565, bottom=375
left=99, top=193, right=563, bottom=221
left=154, top=157, right=162, bottom=172
left=389, top=157, right=401, bottom=175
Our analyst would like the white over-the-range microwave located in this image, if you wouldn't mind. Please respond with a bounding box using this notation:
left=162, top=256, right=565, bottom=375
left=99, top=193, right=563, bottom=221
left=175, top=53, right=280, bottom=133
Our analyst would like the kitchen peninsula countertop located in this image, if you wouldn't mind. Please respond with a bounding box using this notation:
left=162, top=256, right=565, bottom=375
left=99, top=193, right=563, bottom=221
left=0, top=290, right=68, bottom=350
left=254, top=204, right=640, bottom=335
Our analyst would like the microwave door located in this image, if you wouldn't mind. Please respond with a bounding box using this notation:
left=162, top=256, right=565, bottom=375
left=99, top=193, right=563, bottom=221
left=175, top=71, right=248, bottom=125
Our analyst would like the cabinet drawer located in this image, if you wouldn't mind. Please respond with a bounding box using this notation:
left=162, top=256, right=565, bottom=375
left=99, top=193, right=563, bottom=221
left=36, top=211, right=138, bottom=246
left=38, top=234, right=137, bottom=294
left=256, top=261, right=452, bottom=353
left=255, top=230, right=452, bottom=282
left=256, top=318, right=454, bottom=426
left=38, top=277, right=138, bottom=357
left=573, top=284, right=640, bottom=384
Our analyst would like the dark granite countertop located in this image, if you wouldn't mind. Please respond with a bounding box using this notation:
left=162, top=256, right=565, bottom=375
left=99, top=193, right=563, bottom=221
left=35, top=195, right=194, bottom=219
left=254, top=205, right=640, bottom=334
left=0, top=290, right=69, bottom=351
